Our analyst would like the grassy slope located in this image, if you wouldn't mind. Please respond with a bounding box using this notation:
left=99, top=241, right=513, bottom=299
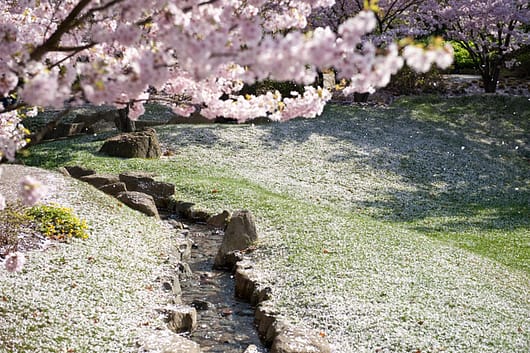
left=0, top=166, right=177, bottom=353
left=21, top=95, right=530, bottom=352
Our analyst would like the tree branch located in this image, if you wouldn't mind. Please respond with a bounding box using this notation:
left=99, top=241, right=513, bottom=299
left=29, top=0, right=93, bottom=61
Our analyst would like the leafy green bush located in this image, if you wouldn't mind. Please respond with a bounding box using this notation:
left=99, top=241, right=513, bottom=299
left=450, top=41, right=475, bottom=72
left=386, top=66, right=446, bottom=95
left=26, top=204, right=89, bottom=241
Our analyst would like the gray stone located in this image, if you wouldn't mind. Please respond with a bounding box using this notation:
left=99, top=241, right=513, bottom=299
left=191, top=299, right=214, bottom=311
left=207, top=210, right=231, bottom=228
left=214, top=210, right=258, bottom=269
left=119, top=171, right=175, bottom=208
left=79, top=174, right=120, bottom=188
left=98, top=182, right=127, bottom=196
left=172, top=200, right=211, bottom=221
left=166, top=219, right=184, bottom=230
left=235, top=261, right=272, bottom=306
left=167, top=305, right=198, bottom=333
left=64, top=165, right=96, bottom=179
left=255, top=302, right=279, bottom=345
left=175, top=238, right=193, bottom=261
left=172, top=276, right=182, bottom=298
left=176, top=261, right=193, bottom=280
left=188, top=208, right=211, bottom=222
left=173, top=201, right=195, bottom=215
left=244, top=345, right=265, bottom=353
left=99, top=128, right=161, bottom=159
left=271, top=321, right=331, bottom=353
left=138, top=329, right=202, bottom=353
left=116, top=191, right=159, bottom=218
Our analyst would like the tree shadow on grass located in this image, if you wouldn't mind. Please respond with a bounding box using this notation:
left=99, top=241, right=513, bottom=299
left=256, top=96, right=530, bottom=233
left=18, top=131, right=116, bottom=169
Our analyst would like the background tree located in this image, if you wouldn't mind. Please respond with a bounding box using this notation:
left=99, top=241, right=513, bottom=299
left=309, top=0, right=425, bottom=42
left=422, top=0, right=530, bottom=93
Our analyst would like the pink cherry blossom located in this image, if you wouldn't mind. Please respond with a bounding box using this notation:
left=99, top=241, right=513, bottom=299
left=0, top=0, right=456, bottom=233
left=19, top=176, right=46, bottom=206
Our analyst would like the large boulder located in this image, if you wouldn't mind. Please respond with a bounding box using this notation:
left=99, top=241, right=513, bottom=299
left=116, top=191, right=159, bottom=218
left=214, top=210, right=258, bottom=269
left=119, top=172, right=175, bottom=208
left=99, top=128, right=161, bottom=159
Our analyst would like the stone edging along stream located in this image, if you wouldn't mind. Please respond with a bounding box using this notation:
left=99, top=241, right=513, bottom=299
left=61, top=165, right=331, bottom=353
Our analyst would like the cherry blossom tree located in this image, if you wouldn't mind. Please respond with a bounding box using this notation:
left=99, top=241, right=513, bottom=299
left=0, top=0, right=452, bottom=271
left=422, top=0, right=530, bottom=93
left=309, top=0, right=425, bottom=42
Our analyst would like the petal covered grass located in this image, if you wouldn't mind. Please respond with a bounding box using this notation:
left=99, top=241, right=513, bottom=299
left=20, top=95, right=530, bottom=352
left=0, top=166, right=177, bottom=353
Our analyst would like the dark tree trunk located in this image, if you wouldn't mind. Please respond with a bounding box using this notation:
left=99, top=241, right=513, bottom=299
left=481, top=65, right=500, bottom=93
left=114, top=105, right=136, bottom=132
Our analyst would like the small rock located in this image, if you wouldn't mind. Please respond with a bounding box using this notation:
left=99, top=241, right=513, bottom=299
left=220, top=308, right=233, bottom=317
left=64, top=165, right=96, bottom=179
left=176, top=261, right=193, bottom=279
left=98, top=182, right=127, bottom=197
left=44, top=122, right=87, bottom=140
left=138, top=329, right=201, bottom=353
left=80, top=174, right=120, bottom=188
left=167, top=305, right=198, bottom=333
left=207, top=210, right=231, bottom=228
left=191, top=299, right=214, bottom=311
left=271, top=321, right=331, bottom=353
left=116, top=191, right=159, bottom=218
left=119, top=171, right=175, bottom=208
left=57, top=167, right=70, bottom=177
left=176, top=239, right=193, bottom=261
left=166, top=219, right=184, bottom=230
left=244, top=345, right=265, bottom=353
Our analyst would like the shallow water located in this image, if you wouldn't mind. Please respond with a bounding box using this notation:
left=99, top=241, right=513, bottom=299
left=175, top=222, right=267, bottom=353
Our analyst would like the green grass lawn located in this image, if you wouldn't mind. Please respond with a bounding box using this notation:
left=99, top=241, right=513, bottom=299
left=20, top=95, right=530, bottom=352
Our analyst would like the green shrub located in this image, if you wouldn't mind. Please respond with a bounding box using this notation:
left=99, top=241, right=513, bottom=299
left=26, top=204, right=89, bottom=241
left=387, top=66, right=446, bottom=95
left=450, top=41, right=476, bottom=72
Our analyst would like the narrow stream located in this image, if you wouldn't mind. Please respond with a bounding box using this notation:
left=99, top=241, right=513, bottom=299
left=175, top=222, right=268, bottom=353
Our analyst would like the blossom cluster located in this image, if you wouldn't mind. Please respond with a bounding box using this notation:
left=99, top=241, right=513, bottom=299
left=0, top=0, right=455, bottom=272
